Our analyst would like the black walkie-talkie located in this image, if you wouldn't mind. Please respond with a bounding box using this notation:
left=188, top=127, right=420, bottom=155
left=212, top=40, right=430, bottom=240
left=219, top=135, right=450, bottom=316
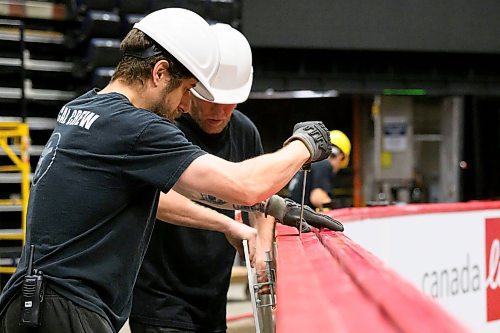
left=20, top=244, right=44, bottom=327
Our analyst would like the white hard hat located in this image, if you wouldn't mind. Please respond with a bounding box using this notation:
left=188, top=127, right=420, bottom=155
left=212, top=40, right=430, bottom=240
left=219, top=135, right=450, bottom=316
left=191, top=23, right=253, bottom=104
left=134, top=8, right=220, bottom=101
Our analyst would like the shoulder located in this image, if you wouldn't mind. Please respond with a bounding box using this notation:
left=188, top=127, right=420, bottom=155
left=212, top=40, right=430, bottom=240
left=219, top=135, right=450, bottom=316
left=228, top=110, right=264, bottom=156
left=61, top=91, right=175, bottom=141
left=230, top=110, right=262, bottom=142
left=231, top=110, right=259, bottom=133
left=138, top=117, right=187, bottom=144
left=312, top=159, right=332, bottom=171
left=93, top=95, right=186, bottom=146
left=118, top=109, right=184, bottom=146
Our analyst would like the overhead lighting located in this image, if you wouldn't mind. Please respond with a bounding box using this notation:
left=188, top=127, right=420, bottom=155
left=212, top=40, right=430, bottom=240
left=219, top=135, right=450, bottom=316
left=249, top=89, right=339, bottom=99
left=383, top=89, right=427, bottom=96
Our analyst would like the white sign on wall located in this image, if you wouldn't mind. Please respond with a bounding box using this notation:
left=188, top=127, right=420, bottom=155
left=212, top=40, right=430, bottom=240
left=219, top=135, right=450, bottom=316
left=343, top=209, right=500, bottom=333
left=383, top=116, right=408, bottom=152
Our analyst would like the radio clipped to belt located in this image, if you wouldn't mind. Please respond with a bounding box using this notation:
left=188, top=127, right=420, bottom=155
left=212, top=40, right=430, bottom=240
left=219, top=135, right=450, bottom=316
left=20, top=244, right=45, bottom=327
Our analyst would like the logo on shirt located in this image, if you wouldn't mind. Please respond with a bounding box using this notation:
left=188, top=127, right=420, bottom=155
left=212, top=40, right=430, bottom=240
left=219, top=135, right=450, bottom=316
left=57, top=106, right=100, bottom=130
left=486, top=217, right=500, bottom=322
left=33, top=132, right=61, bottom=185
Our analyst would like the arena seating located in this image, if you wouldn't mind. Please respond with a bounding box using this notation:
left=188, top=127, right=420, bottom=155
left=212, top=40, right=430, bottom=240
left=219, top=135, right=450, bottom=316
left=78, top=0, right=118, bottom=12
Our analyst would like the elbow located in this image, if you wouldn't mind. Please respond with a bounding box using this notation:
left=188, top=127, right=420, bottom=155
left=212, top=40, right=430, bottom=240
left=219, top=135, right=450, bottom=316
left=239, top=193, right=262, bottom=206
left=219, top=168, right=270, bottom=205
left=234, top=182, right=269, bottom=206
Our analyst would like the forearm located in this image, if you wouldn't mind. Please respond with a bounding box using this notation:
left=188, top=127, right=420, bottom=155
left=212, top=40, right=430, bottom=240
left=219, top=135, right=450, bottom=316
left=177, top=194, right=277, bottom=220
left=157, top=191, right=260, bottom=261
left=186, top=194, right=267, bottom=214
left=251, top=212, right=275, bottom=253
left=157, top=190, right=235, bottom=233
left=310, top=188, right=332, bottom=208
left=175, top=140, right=309, bottom=206
left=233, top=141, right=309, bottom=203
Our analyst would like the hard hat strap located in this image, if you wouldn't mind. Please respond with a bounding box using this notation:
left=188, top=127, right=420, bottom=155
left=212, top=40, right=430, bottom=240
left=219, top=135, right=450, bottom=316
left=124, top=45, right=163, bottom=59
left=124, top=43, right=193, bottom=80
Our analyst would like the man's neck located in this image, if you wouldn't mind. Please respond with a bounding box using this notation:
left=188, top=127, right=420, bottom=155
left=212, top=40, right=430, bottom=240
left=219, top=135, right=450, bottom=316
left=99, top=80, right=149, bottom=109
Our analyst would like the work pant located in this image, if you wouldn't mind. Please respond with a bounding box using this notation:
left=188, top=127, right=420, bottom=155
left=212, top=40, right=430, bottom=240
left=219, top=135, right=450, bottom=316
left=129, top=320, right=199, bottom=333
left=0, top=287, right=113, bottom=333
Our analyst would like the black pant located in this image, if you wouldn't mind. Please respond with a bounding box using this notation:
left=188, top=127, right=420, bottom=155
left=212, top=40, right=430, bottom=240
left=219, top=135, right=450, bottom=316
left=129, top=320, right=198, bottom=333
left=0, top=288, right=113, bottom=333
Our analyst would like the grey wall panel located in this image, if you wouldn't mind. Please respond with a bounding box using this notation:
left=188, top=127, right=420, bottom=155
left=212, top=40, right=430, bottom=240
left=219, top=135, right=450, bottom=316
left=242, top=0, right=500, bottom=53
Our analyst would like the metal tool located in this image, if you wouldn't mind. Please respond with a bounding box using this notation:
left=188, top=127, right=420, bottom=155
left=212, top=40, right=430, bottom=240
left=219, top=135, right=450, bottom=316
left=298, top=167, right=310, bottom=236
left=243, top=240, right=276, bottom=333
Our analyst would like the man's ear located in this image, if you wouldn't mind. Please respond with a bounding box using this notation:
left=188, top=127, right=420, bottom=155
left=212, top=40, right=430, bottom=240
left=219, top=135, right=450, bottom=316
left=152, top=60, right=170, bottom=85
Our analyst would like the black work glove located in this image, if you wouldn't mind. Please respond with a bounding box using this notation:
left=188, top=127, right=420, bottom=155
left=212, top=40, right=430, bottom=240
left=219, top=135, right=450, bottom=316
left=265, top=195, right=344, bottom=232
left=283, top=121, right=331, bottom=164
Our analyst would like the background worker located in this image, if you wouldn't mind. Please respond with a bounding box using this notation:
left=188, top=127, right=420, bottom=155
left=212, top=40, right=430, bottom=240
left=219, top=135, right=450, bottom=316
left=129, top=24, right=342, bottom=333
left=289, top=130, right=351, bottom=210
left=0, top=9, right=333, bottom=333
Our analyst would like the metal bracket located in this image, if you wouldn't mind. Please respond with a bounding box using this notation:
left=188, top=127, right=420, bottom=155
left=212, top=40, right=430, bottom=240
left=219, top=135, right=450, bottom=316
left=243, top=240, right=276, bottom=333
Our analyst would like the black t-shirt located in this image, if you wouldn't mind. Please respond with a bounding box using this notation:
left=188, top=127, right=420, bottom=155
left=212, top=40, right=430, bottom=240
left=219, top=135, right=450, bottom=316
left=0, top=90, right=206, bottom=332
left=289, top=159, right=335, bottom=209
left=130, top=111, right=264, bottom=332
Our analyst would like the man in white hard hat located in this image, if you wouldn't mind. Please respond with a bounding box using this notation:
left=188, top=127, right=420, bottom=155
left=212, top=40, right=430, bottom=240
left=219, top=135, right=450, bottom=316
left=129, top=24, right=343, bottom=333
left=0, top=8, right=333, bottom=333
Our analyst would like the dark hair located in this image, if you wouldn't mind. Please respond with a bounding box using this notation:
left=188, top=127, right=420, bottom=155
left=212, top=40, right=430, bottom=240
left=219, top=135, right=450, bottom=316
left=112, top=29, right=194, bottom=88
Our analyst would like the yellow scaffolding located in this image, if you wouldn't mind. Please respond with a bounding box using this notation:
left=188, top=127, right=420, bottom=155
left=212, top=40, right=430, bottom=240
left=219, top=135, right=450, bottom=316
left=0, top=121, right=30, bottom=274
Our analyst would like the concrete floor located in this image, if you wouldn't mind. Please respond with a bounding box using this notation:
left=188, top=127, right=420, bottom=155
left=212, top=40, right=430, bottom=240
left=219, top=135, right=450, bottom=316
left=226, top=283, right=255, bottom=333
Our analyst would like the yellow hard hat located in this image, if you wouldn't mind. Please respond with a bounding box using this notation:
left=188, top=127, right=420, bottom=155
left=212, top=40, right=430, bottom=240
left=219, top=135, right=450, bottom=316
left=330, top=130, right=351, bottom=169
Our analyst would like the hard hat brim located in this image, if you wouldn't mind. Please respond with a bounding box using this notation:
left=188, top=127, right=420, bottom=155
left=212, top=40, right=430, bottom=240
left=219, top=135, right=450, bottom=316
left=191, top=68, right=253, bottom=104
left=192, top=82, right=215, bottom=102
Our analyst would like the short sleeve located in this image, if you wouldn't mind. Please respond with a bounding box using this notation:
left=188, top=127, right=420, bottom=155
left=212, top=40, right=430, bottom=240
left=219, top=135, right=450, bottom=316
left=252, top=129, right=264, bottom=156
left=236, top=111, right=264, bottom=159
left=123, top=119, right=206, bottom=192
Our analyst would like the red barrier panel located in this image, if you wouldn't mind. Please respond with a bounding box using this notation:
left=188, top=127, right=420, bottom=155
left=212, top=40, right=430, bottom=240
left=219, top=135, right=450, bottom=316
left=275, top=224, right=471, bottom=333
left=300, top=232, right=398, bottom=332
left=275, top=229, right=345, bottom=332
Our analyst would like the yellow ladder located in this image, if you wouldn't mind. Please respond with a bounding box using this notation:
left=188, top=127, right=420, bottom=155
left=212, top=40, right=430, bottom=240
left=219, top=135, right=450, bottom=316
left=0, top=121, right=30, bottom=274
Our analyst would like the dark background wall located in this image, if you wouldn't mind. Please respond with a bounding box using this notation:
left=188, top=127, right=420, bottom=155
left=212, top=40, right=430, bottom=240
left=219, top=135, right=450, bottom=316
left=242, top=0, right=500, bottom=53
left=241, top=1, right=500, bottom=98
left=238, top=96, right=354, bottom=152
left=239, top=0, right=500, bottom=201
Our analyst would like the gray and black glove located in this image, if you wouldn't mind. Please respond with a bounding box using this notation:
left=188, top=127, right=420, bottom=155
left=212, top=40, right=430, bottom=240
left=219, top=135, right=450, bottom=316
left=283, top=121, right=331, bottom=164
left=265, top=195, right=344, bottom=232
